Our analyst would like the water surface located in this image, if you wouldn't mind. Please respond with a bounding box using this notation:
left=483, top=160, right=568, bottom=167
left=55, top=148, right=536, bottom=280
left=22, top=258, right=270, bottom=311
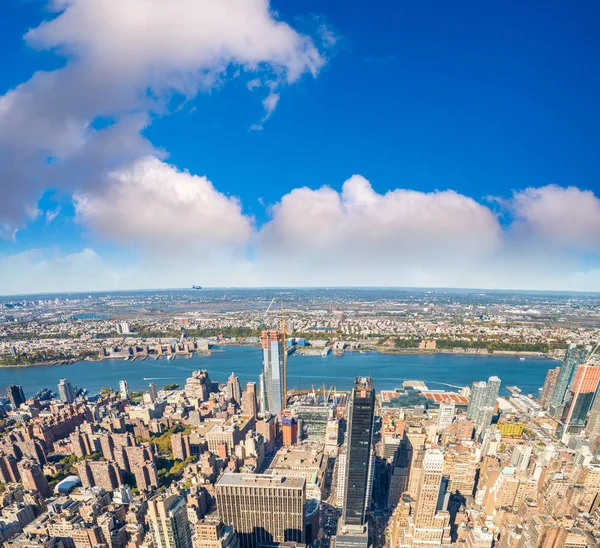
left=0, top=346, right=555, bottom=398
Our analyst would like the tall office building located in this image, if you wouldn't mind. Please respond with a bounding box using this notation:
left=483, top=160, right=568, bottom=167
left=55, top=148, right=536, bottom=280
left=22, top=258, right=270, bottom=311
left=215, top=473, right=305, bottom=548
left=539, top=367, right=560, bottom=409
left=227, top=373, right=242, bottom=406
left=510, top=445, right=532, bottom=471
left=148, top=493, right=193, bottom=548
left=57, top=378, right=75, bottom=404
left=7, top=384, right=25, bottom=409
left=559, top=364, right=600, bottom=436
left=149, top=382, right=158, bottom=403
left=467, top=377, right=501, bottom=429
left=119, top=380, right=130, bottom=400
left=437, top=402, right=455, bottom=432
left=342, top=377, right=375, bottom=528
left=550, top=344, right=593, bottom=416
left=466, top=382, right=487, bottom=420
left=485, top=376, right=501, bottom=404
left=241, top=382, right=258, bottom=419
left=259, top=330, right=285, bottom=415
left=400, top=449, right=451, bottom=547
left=413, top=449, right=444, bottom=528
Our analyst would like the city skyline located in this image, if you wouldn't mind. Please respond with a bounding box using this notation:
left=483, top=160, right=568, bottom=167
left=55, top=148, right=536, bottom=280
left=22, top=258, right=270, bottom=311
left=1, top=305, right=600, bottom=547
left=1, top=2, right=600, bottom=293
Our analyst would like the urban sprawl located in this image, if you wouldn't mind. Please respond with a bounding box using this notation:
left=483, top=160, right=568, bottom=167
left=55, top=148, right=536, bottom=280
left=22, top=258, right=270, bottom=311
left=0, top=289, right=599, bottom=548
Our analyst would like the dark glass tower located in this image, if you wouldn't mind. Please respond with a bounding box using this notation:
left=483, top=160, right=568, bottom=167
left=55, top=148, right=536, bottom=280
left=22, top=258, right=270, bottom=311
left=342, top=376, right=375, bottom=527
left=7, top=385, right=25, bottom=409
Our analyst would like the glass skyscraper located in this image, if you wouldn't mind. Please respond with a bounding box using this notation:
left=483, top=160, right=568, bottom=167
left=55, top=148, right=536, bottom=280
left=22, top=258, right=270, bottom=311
left=342, top=376, right=375, bottom=527
left=550, top=344, right=593, bottom=416
left=466, top=376, right=501, bottom=429
left=259, top=330, right=285, bottom=415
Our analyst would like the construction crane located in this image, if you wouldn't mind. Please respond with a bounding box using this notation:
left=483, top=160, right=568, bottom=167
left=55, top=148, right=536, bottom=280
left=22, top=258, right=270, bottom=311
left=258, top=297, right=276, bottom=329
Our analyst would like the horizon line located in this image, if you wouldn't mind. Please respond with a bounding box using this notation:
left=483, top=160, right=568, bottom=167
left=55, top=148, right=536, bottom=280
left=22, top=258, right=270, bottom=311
left=2, top=285, right=600, bottom=299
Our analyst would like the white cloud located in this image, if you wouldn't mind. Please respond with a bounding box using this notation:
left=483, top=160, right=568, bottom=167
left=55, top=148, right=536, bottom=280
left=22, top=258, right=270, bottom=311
left=0, top=249, right=125, bottom=295
left=45, top=208, right=61, bottom=225
left=250, top=92, right=281, bottom=130
left=247, top=78, right=262, bottom=90
left=509, top=185, right=600, bottom=253
left=74, top=156, right=253, bottom=254
left=255, top=175, right=502, bottom=284
left=3, top=178, right=600, bottom=293
left=0, top=0, right=327, bottom=236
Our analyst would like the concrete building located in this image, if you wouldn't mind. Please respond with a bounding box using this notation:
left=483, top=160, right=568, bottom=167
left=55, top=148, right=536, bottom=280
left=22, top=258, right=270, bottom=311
left=119, top=380, right=130, bottom=400
left=18, top=459, right=51, bottom=498
left=148, top=493, right=193, bottom=548
left=437, top=402, right=455, bottom=432
left=57, top=378, right=75, bottom=404
left=269, top=445, right=327, bottom=501
left=241, top=382, right=258, bottom=420
left=227, top=373, right=241, bottom=406
left=215, top=473, right=305, bottom=548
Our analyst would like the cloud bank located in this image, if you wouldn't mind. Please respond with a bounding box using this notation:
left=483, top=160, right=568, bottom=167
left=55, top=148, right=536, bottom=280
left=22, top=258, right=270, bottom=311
left=0, top=2, right=599, bottom=294
left=0, top=0, right=326, bottom=237
left=3, top=175, right=600, bottom=294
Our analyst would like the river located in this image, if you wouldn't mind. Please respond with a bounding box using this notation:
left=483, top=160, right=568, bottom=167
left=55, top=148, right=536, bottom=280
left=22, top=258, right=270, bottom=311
left=0, top=346, right=555, bottom=398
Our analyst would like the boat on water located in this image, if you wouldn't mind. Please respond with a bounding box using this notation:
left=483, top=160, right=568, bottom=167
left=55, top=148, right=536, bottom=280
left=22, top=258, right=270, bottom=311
left=123, top=356, right=129, bottom=361
left=520, top=357, right=525, bottom=361
left=334, top=350, right=345, bottom=357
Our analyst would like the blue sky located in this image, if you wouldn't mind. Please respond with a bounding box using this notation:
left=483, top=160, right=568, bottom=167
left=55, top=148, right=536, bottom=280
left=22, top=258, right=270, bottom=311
left=1, top=0, right=600, bottom=294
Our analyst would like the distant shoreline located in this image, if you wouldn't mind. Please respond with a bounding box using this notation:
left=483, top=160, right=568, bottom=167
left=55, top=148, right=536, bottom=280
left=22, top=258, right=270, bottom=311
left=0, top=344, right=556, bottom=369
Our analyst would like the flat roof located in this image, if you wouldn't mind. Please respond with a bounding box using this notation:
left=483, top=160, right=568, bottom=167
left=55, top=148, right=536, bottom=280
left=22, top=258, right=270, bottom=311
left=217, top=472, right=305, bottom=490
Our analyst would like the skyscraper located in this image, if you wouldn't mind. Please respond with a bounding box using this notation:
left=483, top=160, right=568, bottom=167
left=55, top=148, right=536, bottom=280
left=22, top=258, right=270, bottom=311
left=260, top=330, right=285, bottom=415
left=241, top=382, right=258, bottom=419
left=149, top=382, right=158, bottom=403
left=540, top=366, right=561, bottom=409
left=437, top=402, right=455, bottom=432
left=7, top=384, right=25, bottom=409
left=227, top=373, right=242, bottom=406
left=57, top=378, right=74, bottom=404
left=413, top=449, right=445, bottom=528
left=466, top=376, right=501, bottom=429
left=215, top=473, right=305, bottom=548
left=559, top=364, right=600, bottom=436
left=466, top=381, right=487, bottom=420
left=342, top=376, right=375, bottom=528
left=148, top=493, right=193, bottom=548
left=550, top=344, right=593, bottom=416
left=398, top=448, right=451, bottom=547
left=119, top=380, right=130, bottom=400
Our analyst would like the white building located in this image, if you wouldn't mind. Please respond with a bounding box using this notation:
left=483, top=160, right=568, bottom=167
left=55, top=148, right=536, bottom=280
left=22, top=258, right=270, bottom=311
left=117, top=322, right=131, bottom=335
left=437, top=402, right=456, bottom=431
left=119, top=380, right=130, bottom=400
